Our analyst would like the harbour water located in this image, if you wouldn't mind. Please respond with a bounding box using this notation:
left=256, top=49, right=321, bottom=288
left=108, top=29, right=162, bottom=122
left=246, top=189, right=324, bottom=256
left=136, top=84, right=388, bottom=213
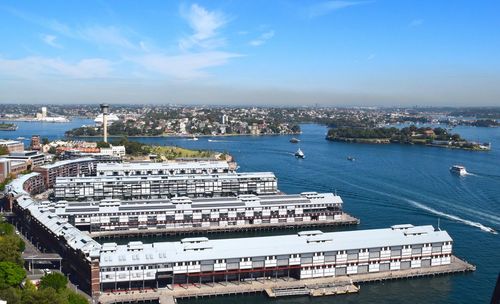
left=2, top=121, right=499, bottom=303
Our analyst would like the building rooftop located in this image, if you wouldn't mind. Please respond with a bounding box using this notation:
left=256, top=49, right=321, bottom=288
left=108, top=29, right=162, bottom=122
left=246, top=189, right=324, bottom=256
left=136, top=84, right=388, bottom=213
left=38, top=157, right=95, bottom=170
left=0, top=139, right=22, bottom=145
left=52, top=192, right=341, bottom=214
left=55, top=171, right=276, bottom=183
left=6, top=172, right=42, bottom=196
left=99, top=225, right=452, bottom=267
left=16, top=196, right=101, bottom=257
left=96, top=160, right=230, bottom=172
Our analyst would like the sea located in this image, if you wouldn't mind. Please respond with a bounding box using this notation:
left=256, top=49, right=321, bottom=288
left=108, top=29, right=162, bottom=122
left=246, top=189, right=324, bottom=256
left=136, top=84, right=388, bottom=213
left=1, top=120, right=499, bottom=303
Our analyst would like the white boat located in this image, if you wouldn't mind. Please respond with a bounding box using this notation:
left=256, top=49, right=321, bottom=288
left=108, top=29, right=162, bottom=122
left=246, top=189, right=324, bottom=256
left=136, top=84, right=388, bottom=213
left=295, top=148, right=305, bottom=159
left=16, top=136, right=25, bottom=140
left=450, top=165, right=467, bottom=176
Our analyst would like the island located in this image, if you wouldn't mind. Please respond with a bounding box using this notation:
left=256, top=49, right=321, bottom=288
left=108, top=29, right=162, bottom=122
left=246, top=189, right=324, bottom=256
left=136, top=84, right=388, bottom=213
left=0, top=122, right=17, bottom=131
left=326, top=126, right=491, bottom=151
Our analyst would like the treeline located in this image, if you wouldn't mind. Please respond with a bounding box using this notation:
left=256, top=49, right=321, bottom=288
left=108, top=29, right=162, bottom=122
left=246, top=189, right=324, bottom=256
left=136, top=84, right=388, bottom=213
left=327, top=126, right=462, bottom=143
left=65, top=120, right=163, bottom=137
left=0, top=216, right=87, bottom=304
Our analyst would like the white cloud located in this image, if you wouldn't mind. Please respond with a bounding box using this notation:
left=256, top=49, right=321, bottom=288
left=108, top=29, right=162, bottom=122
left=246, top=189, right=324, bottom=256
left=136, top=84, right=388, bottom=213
left=41, top=34, right=62, bottom=48
left=409, top=19, right=424, bottom=27
left=0, top=56, right=113, bottom=79
left=249, top=30, right=275, bottom=47
left=308, top=1, right=372, bottom=18
left=179, top=4, right=229, bottom=50
left=131, top=51, right=241, bottom=79
left=78, top=25, right=136, bottom=49
left=4, top=7, right=137, bottom=49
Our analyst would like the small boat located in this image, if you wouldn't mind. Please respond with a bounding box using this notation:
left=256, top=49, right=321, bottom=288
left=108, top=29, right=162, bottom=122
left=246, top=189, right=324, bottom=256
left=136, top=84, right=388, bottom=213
left=450, top=165, right=467, bottom=176
left=295, top=148, right=305, bottom=159
left=188, top=136, right=199, bottom=141
left=16, top=136, right=25, bottom=140
left=347, top=156, right=355, bottom=161
left=480, top=226, right=498, bottom=234
left=290, top=138, right=300, bottom=143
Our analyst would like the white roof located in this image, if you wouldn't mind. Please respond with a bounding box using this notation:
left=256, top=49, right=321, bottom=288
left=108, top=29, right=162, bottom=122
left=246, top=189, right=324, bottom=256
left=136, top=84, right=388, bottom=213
left=55, top=171, right=276, bottom=184
left=0, top=139, right=22, bottom=145
left=39, top=157, right=95, bottom=170
left=53, top=193, right=342, bottom=215
left=15, top=196, right=101, bottom=257
left=6, top=172, right=42, bottom=196
left=99, top=225, right=452, bottom=267
left=96, top=161, right=230, bottom=172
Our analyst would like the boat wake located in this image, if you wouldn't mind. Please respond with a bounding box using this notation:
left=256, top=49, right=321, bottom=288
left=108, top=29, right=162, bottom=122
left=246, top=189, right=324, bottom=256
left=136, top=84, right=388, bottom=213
left=208, top=139, right=232, bottom=143
left=330, top=177, right=499, bottom=234
left=407, top=199, right=498, bottom=235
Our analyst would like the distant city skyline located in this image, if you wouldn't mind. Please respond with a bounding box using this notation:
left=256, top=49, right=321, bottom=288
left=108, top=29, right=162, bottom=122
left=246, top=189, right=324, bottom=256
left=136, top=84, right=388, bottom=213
left=0, top=0, right=499, bottom=106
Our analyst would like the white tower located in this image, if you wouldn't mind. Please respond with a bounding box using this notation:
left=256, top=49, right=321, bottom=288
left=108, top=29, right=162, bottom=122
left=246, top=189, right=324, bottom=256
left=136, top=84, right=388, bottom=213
left=100, top=104, right=109, bottom=143
left=41, top=107, right=47, bottom=118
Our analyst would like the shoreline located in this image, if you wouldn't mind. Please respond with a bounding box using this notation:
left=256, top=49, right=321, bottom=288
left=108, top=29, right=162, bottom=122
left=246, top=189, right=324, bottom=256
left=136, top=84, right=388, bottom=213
left=326, top=137, right=491, bottom=151
left=67, top=132, right=302, bottom=139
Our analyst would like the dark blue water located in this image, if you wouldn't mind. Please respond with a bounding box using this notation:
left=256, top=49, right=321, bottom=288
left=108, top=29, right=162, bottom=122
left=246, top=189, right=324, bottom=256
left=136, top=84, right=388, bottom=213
left=3, top=122, right=499, bottom=303
left=130, top=124, right=500, bottom=304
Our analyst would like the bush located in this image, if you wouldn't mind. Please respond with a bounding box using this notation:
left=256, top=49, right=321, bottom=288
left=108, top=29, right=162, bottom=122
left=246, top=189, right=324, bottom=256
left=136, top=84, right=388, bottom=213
left=0, top=261, right=25, bottom=288
left=39, top=273, right=68, bottom=292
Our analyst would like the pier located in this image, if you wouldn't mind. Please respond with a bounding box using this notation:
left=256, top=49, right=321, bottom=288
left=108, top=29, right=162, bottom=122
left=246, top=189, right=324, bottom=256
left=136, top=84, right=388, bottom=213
left=91, top=213, right=360, bottom=239
left=97, top=255, right=474, bottom=304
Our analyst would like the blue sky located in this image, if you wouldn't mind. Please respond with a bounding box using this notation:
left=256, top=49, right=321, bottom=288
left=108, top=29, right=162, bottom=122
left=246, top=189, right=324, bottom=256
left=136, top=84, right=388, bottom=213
left=0, top=0, right=499, bottom=106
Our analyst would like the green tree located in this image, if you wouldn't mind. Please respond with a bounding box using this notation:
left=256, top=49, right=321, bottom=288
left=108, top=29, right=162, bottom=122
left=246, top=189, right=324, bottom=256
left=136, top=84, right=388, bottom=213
left=0, top=286, right=21, bottom=304
left=42, top=137, right=50, bottom=145
left=0, top=145, right=8, bottom=156
left=21, top=287, right=67, bottom=304
left=64, top=289, right=89, bottom=304
left=39, top=273, right=68, bottom=292
left=96, top=141, right=110, bottom=148
left=0, top=261, right=25, bottom=288
left=48, top=146, right=57, bottom=154
left=0, top=235, right=24, bottom=265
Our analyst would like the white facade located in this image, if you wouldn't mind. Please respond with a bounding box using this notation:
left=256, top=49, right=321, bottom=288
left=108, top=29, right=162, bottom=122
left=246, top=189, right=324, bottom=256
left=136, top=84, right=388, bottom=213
left=98, top=224, right=454, bottom=288
left=96, top=161, right=231, bottom=176
left=100, top=146, right=126, bottom=158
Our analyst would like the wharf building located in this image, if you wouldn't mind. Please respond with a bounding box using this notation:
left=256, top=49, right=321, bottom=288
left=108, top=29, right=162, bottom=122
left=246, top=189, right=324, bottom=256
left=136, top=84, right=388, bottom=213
left=47, top=192, right=343, bottom=232
left=95, top=161, right=234, bottom=177
left=5, top=162, right=472, bottom=300
left=54, top=172, right=278, bottom=201
left=97, top=225, right=454, bottom=291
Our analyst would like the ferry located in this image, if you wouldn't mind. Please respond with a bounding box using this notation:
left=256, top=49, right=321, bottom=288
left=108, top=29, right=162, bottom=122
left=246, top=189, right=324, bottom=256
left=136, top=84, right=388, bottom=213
left=450, top=165, right=467, bottom=176
left=290, top=138, right=300, bottom=143
left=295, top=148, right=305, bottom=159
